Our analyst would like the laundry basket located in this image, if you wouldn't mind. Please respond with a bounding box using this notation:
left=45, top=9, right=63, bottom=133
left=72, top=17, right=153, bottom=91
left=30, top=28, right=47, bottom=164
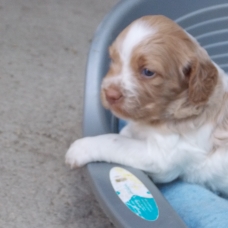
left=83, top=0, right=228, bottom=227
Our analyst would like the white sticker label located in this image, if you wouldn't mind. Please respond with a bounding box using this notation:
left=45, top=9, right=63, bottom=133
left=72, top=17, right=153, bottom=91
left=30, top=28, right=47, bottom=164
left=110, top=167, right=159, bottom=221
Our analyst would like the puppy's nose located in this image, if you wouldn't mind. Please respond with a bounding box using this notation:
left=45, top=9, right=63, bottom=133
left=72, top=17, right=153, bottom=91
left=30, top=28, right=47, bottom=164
left=105, top=88, right=123, bottom=105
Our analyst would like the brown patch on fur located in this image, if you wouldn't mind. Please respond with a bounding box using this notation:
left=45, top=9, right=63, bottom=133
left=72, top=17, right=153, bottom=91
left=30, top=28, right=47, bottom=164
left=107, top=46, right=122, bottom=76
left=188, top=59, right=218, bottom=105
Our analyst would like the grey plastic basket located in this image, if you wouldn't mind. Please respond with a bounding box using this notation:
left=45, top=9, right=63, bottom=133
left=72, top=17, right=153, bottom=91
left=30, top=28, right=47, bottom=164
left=83, top=0, right=228, bottom=227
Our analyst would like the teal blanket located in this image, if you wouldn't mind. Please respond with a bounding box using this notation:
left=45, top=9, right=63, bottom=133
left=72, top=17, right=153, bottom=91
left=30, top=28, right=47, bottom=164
left=158, top=181, right=228, bottom=228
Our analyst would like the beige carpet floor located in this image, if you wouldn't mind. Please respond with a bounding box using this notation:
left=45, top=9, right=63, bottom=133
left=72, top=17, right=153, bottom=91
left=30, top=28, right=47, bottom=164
left=0, top=0, right=119, bottom=227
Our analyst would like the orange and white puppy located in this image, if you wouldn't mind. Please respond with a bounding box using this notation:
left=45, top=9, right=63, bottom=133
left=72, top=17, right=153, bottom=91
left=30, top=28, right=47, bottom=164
left=66, top=16, right=228, bottom=195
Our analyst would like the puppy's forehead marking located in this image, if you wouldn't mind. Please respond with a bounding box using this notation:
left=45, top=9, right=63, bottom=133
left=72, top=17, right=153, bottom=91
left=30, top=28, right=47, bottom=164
left=121, top=21, right=156, bottom=60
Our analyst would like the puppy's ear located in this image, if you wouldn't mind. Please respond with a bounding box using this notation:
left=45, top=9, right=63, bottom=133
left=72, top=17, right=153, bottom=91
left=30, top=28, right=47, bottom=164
left=183, top=58, right=218, bottom=105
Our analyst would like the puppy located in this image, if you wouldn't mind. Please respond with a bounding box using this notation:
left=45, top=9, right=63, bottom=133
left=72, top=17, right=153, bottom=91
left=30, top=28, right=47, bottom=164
left=66, top=15, right=228, bottom=196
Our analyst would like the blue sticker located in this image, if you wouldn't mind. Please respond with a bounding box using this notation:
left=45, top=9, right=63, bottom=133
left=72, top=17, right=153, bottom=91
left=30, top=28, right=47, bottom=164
left=110, top=167, right=159, bottom=221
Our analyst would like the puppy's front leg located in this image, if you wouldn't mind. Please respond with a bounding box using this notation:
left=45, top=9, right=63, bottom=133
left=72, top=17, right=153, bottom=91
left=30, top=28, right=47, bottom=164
left=65, top=134, right=150, bottom=169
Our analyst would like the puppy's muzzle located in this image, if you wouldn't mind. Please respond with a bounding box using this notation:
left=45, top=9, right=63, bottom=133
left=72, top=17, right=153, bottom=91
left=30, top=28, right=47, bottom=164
left=105, top=87, right=123, bottom=105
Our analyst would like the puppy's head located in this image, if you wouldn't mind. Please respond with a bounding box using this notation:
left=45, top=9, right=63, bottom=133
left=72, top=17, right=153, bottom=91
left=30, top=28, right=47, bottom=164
left=101, top=15, right=218, bottom=123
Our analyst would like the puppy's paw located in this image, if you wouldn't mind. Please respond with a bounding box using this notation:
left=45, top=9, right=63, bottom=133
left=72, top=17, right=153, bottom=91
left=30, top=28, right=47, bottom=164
left=65, top=138, right=93, bottom=168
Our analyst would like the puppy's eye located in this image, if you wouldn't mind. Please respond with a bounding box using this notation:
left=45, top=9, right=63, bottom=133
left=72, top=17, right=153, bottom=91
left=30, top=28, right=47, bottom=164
left=141, top=68, right=155, bottom=77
